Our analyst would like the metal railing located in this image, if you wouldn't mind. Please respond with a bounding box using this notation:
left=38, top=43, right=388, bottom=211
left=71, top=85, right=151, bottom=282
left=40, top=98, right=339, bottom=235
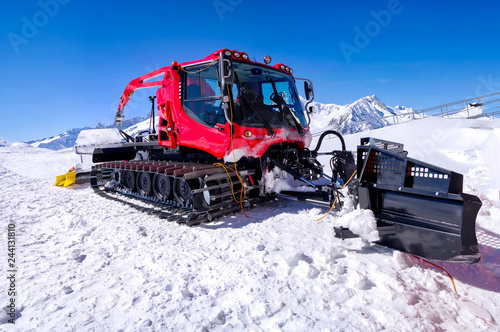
left=312, top=91, right=500, bottom=137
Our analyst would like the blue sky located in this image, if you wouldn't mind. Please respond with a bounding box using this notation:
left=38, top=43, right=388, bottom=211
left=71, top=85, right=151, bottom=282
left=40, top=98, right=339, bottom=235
left=1, top=0, right=499, bottom=142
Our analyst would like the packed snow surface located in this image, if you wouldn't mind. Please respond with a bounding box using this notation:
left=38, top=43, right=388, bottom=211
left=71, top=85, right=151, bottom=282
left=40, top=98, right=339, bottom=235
left=1, top=117, right=499, bottom=331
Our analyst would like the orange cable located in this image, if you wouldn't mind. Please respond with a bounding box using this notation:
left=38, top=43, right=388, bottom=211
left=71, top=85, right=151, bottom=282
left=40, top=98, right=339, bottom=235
left=411, top=255, right=458, bottom=294
left=316, top=196, right=338, bottom=222
left=317, top=170, right=357, bottom=221
left=214, top=163, right=246, bottom=202
left=180, top=60, right=217, bottom=74
left=228, top=84, right=249, bottom=218
left=213, top=162, right=248, bottom=218
left=412, top=255, right=494, bottom=326
left=213, top=84, right=249, bottom=218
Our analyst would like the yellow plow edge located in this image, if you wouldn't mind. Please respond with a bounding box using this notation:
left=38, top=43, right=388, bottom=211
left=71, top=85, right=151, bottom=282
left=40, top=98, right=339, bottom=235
left=54, top=170, right=76, bottom=187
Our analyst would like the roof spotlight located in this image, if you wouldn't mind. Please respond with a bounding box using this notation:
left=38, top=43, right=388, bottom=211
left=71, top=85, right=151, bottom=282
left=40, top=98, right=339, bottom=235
left=224, top=50, right=232, bottom=56
left=264, top=55, right=271, bottom=64
left=241, top=53, right=249, bottom=60
left=289, top=68, right=293, bottom=74
left=233, top=51, right=241, bottom=58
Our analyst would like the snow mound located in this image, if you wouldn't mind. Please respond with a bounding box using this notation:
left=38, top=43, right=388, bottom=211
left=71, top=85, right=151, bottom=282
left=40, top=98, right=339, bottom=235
left=75, top=128, right=123, bottom=146
left=10, top=142, right=32, bottom=148
left=449, top=106, right=484, bottom=119
left=335, top=209, right=380, bottom=242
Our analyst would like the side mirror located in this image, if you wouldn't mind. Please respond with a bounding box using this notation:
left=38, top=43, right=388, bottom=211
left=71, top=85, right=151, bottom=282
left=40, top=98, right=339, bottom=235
left=296, top=78, right=315, bottom=117
left=304, top=81, right=314, bottom=101
left=219, top=50, right=234, bottom=124
left=219, top=50, right=233, bottom=87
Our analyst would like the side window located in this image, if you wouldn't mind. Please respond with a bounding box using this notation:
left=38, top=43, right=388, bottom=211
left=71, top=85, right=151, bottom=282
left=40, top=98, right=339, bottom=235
left=183, top=65, right=225, bottom=127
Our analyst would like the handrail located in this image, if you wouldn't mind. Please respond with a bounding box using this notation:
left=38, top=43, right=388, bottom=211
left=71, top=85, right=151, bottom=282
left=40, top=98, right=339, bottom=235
left=312, top=91, right=500, bottom=136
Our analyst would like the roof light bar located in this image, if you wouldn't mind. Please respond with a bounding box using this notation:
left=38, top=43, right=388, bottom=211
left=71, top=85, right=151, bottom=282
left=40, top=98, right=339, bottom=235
left=272, top=63, right=294, bottom=75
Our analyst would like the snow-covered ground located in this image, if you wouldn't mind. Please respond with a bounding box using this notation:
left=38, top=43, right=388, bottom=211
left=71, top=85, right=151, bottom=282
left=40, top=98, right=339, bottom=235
left=1, top=117, right=499, bottom=331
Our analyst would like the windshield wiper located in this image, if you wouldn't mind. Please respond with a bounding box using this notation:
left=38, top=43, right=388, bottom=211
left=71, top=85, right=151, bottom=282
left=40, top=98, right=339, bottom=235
left=238, top=81, right=276, bottom=137
left=269, top=79, right=304, bottom=136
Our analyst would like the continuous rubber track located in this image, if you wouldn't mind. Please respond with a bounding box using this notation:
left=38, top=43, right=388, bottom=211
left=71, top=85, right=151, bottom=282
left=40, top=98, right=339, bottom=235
left=90, top=160, right=256, bottom=226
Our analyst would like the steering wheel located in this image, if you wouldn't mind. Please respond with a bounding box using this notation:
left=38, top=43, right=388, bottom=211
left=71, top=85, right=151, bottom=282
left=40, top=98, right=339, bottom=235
left=240, top=83, right=262, bottom=106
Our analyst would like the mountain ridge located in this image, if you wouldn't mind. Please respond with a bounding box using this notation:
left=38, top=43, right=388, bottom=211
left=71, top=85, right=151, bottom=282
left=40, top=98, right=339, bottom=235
left=27, top=117, right=147, bottom=150
left=25, top=95, right=416, bottom=150
left=0, top=137, right=11, bottom=147
left=308, top=95, right=417, bottom=134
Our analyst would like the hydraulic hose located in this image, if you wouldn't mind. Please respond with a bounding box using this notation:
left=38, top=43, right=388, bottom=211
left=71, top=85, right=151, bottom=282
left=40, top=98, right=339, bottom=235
left=312, top=130, right=346, bottom=153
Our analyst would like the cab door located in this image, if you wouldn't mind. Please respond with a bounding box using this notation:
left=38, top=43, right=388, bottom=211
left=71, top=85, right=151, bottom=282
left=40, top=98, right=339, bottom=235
left=176, top=64, right=231, bottom=159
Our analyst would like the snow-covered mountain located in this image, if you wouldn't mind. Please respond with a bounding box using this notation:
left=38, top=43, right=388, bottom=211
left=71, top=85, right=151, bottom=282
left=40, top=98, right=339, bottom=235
left=27, top=95, right=416, bottom=149
left=28, top=126, right=105, bottom=150
left=27, top=117, right=146, bottom=150
left=308, top=95, right=418, bottom=134
left=0, top=137, right=11, bottom=147
left=124, top=116, right=160, bottom=138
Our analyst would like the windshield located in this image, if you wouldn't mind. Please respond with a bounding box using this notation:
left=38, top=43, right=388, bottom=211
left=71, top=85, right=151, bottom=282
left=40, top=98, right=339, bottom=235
left=231, top=62, right=307, bottom=129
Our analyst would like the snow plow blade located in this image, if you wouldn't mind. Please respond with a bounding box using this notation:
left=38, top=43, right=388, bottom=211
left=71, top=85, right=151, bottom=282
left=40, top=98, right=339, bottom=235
left=54, top=170, right=76, bottom=187
left=353, top=138, right=482, bottom=263
left=63, top=171, right=76, bottom=187
left=54, top=174, right=67, bottom=186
